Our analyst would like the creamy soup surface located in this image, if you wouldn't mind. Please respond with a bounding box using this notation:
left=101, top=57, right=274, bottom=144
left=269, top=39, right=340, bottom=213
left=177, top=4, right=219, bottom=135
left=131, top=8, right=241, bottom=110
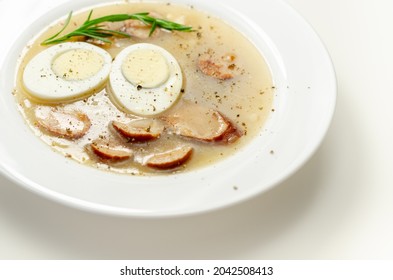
left=14, top=1, right=274, bottom=175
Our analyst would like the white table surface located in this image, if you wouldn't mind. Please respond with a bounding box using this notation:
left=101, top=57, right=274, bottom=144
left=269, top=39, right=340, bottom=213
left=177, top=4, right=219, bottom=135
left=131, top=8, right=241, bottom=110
left=1, top=0, right=393, bottom=259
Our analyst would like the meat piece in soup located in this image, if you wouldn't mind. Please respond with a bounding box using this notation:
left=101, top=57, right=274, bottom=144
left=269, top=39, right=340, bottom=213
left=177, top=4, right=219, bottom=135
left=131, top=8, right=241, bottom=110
left=145, top=146, right=193, bottom=169
left=161, top=101, right=242, bottom=143
left=112, top=119, right=164, bottom=142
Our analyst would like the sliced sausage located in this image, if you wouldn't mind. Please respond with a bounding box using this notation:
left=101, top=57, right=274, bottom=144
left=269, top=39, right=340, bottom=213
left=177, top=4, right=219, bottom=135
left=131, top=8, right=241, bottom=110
left=35, top=107, right=91, bottom=139
left=145, top=146, right=193, bottom=169
left=198, top=59, right=234, bottom=80
left=90, top=141, right=132, bottom=161
left=161, top=102, right=242, bottom=143
left=197, top=50, right=236, bottom=80
left=112, top=119, right=163, bottom=141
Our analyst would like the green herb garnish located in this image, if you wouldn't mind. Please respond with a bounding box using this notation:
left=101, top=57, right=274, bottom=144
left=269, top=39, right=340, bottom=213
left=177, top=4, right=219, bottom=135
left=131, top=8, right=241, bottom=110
left=42, top=10, right=193, bottom=45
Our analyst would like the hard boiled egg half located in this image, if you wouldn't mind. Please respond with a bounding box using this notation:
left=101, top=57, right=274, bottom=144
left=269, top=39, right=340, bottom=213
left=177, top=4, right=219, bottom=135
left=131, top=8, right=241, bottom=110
left=109, top=43, right=183, bottom=116
left=23, top=42, right=112, bottom=102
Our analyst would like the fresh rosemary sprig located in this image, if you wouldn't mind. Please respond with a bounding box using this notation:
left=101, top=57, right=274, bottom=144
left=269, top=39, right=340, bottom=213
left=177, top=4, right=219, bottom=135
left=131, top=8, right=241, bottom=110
left=42, top=10, right=193, bottom=45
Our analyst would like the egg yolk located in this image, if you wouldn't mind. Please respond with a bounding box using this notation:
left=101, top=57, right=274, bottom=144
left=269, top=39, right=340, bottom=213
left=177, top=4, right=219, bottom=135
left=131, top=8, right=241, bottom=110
left=121, top=49, right=169, bottom=88
left=51, top=49, right=104, bottom=81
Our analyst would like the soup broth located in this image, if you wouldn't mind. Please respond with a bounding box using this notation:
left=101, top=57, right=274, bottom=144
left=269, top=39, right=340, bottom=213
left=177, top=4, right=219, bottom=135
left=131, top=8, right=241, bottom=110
left=14, top=1, right=274, bottom=175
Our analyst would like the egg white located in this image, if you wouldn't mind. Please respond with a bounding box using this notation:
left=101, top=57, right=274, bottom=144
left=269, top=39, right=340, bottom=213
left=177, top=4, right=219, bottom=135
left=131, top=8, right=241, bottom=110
left=109, top=43, right=183, bottom=116
left=23, top=42, right=112, bottom=102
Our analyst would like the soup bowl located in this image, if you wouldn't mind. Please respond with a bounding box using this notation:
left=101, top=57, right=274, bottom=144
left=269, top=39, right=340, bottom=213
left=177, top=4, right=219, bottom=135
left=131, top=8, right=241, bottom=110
left=0, top=0, right=336, bottom=217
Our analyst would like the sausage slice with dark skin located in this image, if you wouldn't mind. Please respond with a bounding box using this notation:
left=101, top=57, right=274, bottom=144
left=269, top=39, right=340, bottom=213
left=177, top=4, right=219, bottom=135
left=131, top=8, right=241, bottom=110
left=112, top=119, right=164, bottom=141
left=90, top=141, right=133, bottom=161
left=161, top=102, right=242, bottom=143
left=145, top=146, right=193, bottom=169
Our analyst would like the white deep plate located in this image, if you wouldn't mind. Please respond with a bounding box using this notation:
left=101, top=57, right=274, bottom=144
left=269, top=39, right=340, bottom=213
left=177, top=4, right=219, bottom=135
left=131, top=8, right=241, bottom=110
left=0, top=0, right=336, bottom=217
